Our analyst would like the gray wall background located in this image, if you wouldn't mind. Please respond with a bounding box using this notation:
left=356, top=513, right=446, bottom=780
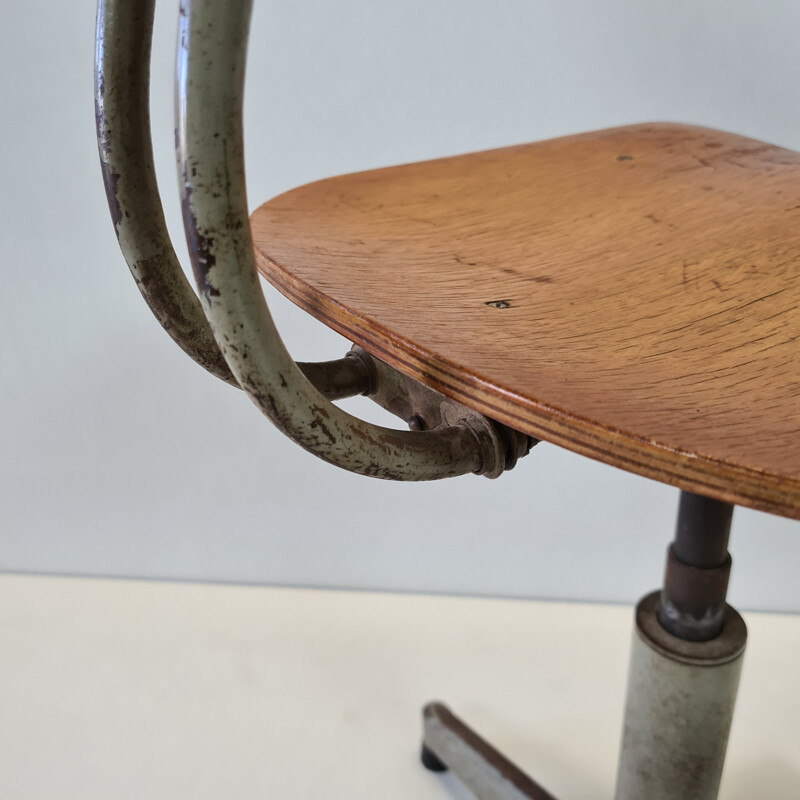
left=2, top=0, right=799, bottom=612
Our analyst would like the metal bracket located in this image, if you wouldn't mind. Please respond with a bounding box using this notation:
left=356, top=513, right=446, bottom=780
left=347, top=347, right=536, bottom=478
left=95, top=0, right=538, bottom=483
left=300, top=345, right=536, bottom=477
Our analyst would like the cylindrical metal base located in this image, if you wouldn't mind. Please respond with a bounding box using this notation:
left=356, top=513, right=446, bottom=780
left=614, top=591, right=747, bottom=800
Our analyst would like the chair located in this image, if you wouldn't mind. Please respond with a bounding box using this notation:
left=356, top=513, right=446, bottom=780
left=95, top=1, right=799, bottom=798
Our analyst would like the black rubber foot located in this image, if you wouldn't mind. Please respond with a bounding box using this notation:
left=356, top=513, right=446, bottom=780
left=421, top=743, right=448, bottom=772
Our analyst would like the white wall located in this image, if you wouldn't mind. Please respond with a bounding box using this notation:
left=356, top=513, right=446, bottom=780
left=2, top=0, right=799, bottom=612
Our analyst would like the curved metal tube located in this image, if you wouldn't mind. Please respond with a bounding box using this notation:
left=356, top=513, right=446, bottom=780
left=176, top=0, right=490, bottom=480
left=95, top=0, right=236, bottom=386
left=95, top=0, right=372, bottom=404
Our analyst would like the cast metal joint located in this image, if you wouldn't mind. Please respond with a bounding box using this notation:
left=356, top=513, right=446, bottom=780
left=348, top=346, right=537, bottom=479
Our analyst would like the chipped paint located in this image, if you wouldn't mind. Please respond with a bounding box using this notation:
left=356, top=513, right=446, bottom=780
left=96, top=0, right=535, bottom=482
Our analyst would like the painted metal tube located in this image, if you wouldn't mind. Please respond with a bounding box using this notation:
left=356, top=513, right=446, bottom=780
left=174, top=0, right=492, bottom=480
left=297, top=356, right=371, bottom=402
left=614, top=592, right=747, bottom=800
left=94, top=0, right=236, bottom=386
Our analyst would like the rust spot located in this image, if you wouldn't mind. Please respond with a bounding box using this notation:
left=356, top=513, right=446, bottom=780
left=181, top=184, right=218, bottom=296
left=310, top=418, right=336, bottom=445
left=311, top=403, right=331, bottom=420
left=99, top=159, right=123, bottom=231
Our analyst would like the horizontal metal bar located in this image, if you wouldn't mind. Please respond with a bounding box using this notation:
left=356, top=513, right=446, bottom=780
left=297, top=356, right=371, bottom=401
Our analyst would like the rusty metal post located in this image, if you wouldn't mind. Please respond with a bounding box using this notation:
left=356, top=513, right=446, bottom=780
left=659, top=492, right=733, bottom=641
left=614, top=492, right=747, bottom=800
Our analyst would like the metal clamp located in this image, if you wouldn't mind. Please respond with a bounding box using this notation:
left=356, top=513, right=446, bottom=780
left=349, top=347, right=534, bottom=478
left=94, top=0, right=533, bottom=481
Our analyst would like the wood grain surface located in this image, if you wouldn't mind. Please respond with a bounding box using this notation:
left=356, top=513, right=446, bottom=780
left=252, top=123, right=800, bottom=519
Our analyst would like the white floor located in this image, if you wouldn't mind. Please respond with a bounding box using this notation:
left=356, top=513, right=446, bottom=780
left=0, top=575, right=798, bottom=800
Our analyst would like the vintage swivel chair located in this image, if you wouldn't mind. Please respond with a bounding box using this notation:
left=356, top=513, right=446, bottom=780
left=95, top=1, right=799, bottom=798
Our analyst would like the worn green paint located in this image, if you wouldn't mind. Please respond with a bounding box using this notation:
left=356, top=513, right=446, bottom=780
left=96, top=0, right=530, bottom=481
left=175, top=0, right=494, bottom=480
left=95, top=0, right=236, bottom=386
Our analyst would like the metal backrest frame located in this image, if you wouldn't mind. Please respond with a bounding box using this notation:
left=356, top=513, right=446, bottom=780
left=95, top=0, right=531, bottom=481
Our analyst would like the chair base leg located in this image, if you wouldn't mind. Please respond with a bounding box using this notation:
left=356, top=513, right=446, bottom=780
left=421, top=594, right=747, bottom=800
left=421, top=702, right=560, bottom=800
left=421, top=493, right=746, bottom=800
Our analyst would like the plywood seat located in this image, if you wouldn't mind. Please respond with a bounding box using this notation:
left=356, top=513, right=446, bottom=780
left=251, top=122, right=800, bottom=518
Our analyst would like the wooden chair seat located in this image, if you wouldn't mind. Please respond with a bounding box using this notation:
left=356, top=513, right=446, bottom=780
left=251, top=122, right=800, bottom=519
